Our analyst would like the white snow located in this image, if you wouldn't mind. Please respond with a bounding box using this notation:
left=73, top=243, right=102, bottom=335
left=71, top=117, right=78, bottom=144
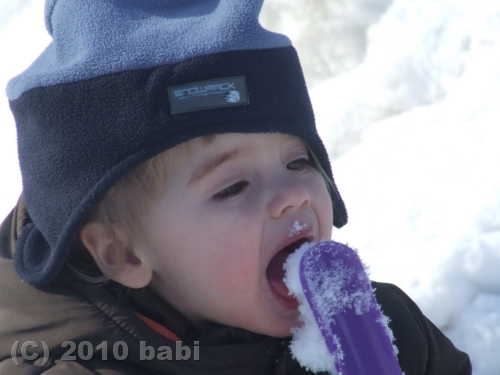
left=284, top=241, right=399, bottom=374
left=0, top=0, right=50, bottom=221
left=288, top=220, right=310, bottom=237
left=283, top=242, right=339, bottom=375
left=1, top=0, right=499, bottom=373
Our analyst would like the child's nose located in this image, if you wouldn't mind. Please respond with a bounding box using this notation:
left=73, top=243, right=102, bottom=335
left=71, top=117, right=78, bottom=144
left=268, top=177, right=312, bottom=218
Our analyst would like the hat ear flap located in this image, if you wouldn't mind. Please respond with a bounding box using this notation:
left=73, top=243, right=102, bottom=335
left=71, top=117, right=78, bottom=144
left=333, top=194, right=348, bottom=228
left=14, top=222, right=55, bottom=287
left=44, top=0, right=58, bottom=36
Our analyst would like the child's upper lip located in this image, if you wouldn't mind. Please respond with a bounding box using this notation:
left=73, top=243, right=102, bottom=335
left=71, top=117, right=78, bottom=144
left=267, top=223, right=315, bottom=263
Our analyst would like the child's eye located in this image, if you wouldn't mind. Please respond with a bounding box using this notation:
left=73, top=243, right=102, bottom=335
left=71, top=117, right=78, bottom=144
left=212, top=181, right=249, bottom=201
left=287, top=158, right=311, bottom=171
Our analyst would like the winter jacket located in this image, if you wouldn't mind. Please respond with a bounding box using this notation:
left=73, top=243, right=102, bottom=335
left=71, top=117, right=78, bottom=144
left=0, top=198, right=472, bottom=375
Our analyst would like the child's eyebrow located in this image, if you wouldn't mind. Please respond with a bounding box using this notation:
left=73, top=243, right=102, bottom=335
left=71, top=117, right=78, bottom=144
left=189, top=149, right=241, bottom=185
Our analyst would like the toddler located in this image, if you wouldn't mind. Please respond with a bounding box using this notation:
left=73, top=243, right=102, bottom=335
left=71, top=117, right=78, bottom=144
left=0, top=1, right=471, bottom=374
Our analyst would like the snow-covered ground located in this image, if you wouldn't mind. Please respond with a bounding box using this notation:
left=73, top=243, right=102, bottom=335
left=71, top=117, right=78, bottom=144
left=1, top=1, right=499, bottom=373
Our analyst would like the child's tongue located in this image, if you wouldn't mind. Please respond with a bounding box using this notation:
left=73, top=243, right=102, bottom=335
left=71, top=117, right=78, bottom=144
left=267, top=249, right=298, bottom=308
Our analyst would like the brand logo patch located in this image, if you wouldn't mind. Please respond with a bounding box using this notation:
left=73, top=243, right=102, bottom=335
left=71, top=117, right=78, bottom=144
left=168, top=76, right=249, bottom=114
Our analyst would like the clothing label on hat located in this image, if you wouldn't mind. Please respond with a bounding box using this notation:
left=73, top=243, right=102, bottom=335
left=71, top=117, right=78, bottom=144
left=168, top=76, right=249, bottom=114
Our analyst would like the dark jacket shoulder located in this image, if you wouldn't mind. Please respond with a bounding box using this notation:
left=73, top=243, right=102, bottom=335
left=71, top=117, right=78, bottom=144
left=372, top=282, right=471, bottom=375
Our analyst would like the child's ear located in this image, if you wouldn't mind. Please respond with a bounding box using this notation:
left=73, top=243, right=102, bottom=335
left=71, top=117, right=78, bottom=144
left=80, top=222, right=153, bottom=288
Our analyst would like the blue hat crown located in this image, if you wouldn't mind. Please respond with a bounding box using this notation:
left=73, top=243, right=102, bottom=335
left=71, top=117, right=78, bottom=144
left=8, top=0, right=291, bottom=100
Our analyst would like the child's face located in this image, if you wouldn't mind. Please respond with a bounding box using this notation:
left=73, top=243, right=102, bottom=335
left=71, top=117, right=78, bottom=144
left=137, top=133, right=333, bottom=337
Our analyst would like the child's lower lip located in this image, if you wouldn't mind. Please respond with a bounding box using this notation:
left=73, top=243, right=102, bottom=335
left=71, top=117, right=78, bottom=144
left=268, top=278, right=300, bottom=309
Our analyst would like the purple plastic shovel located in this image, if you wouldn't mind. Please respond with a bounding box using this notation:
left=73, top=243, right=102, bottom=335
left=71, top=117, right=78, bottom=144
left=299, top=241, right=403, bottom=375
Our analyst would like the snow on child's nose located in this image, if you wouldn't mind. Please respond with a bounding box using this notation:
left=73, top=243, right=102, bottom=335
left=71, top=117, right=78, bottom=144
left=283, top=241, right=403, bottom=375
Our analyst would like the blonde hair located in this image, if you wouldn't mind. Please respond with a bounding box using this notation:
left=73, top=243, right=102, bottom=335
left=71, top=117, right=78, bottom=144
left=68, top=135, right=215, bottom=282
left=68, top=134, right=333, bottom=282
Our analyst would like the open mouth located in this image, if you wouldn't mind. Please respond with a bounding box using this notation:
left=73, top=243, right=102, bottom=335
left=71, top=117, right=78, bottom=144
left=266, top=237, right=312, bottom=309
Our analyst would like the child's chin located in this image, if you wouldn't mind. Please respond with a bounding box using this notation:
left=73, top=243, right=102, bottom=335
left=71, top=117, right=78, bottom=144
left=247, top=314, right=301, bottom=338
left=263, top=324, right=297, bottom=338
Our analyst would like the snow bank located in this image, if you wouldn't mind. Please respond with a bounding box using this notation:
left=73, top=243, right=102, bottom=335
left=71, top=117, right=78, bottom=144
left=311, top=0, right=476, bottom=159
left=325, top=0, right=500, bottom=373
left=447, top=294, right=500, bottom=375
left=0, top=0, right=49, bottom=220
left=261, top=0, right=393, bottom=86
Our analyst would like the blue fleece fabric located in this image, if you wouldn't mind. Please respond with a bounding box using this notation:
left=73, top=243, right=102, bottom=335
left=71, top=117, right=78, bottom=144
left=7, top=0, right=290, bottom=100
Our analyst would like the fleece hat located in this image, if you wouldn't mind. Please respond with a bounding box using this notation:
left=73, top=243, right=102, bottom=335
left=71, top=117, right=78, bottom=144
left=7, top=0, right=348, bottom=287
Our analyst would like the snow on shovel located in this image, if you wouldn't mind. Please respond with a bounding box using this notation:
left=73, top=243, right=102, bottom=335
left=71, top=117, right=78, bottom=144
left=284, top=241, right=403, bottom=375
